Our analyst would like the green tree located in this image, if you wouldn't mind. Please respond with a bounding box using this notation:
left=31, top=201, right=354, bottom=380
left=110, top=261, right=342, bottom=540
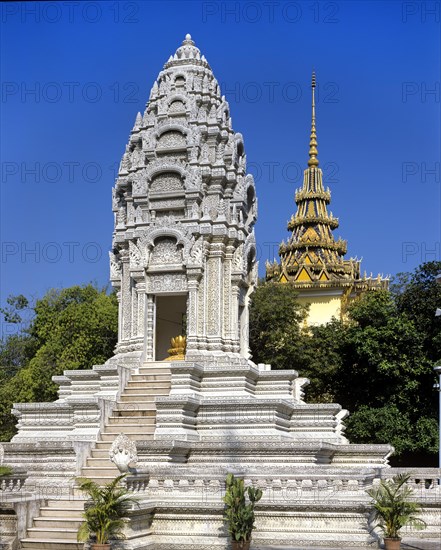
left=0, top=334, right=37, bottom=382
left=0, top=285, right=118, bottom=441
left=0, top=294, right=36, bottom=381
left=294, top=319, right=345, bottom=403
left=0, top=294, right=31, bottom=324
left=249, top=281, right=343, bottom=402
left=333, top=290, right=437, bottom=461
left=393, top=261, right=441, bottom=362
left=336, top=291, right=431, bottom=411
left=249, top=281, right=308, bottom=371
left=248, top=276, right=439, bottom=462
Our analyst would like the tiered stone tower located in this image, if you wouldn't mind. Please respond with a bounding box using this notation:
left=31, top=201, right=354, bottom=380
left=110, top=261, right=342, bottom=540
left=266, top=73, right=388, bottom=325
left=4, top=37, right=420, bottom=550
left=110, top=33, right=257, bottom=364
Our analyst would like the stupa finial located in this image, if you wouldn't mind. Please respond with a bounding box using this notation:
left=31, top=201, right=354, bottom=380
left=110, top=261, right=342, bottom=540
left=308, top=71, right=319, bottom=167
left=183, top=33, right=195, bottom=45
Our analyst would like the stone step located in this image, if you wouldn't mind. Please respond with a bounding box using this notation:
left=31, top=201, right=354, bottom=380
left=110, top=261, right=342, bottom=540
left=93, top=434, right=154, bottom=450
left=103, top=424, right=156, bottom=434
left=45, top=499, right=85, bottom=509
left=123, top=380, right=171, bottom=393
left=33, top=518, right=83, bottom=529
left=113, top=405, right=156, bottom=417
left=107, top=415, right=156, bottom=425
left=27, top=527, right=78, bottom=540
left=116, top=401, right=157, bottom=409
left=81, top=466, right=121, bottom=478
left=21, top=539, right=83, bottom=549
left=90, top=448, right=111, bottom=458
left=94, top=435, right=154, bottom=449
left=119, top=394, right=158, bottom=403
left=123, top=386, right=170, bottom=395
left=100, top=431, right=155, bottom=441
left=131, top=373, right=171, bottom=382
left=139, top=366, right=173, bottom=374
left=39, top=507, right=84, bottom=518
left=77, top=475, right=120, bottom=485
left=137, top=376, right=171, bottom=382
left=85, top=457, right=117, bottom=467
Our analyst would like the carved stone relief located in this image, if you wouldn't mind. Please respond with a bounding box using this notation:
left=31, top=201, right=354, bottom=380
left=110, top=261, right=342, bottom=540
left=150, top=238, right=182, bottom=265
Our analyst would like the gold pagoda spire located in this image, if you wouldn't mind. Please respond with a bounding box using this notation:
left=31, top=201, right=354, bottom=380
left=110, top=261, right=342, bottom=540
left=308, top=71, right=319, bottom=168
left=267, top=72, right=351, bottom=285
left=265, top=72, right=389, bottom=323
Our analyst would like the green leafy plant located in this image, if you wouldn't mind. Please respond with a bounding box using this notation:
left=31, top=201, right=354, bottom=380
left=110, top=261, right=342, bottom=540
left=0, top=465, right=13, bottom=476
left=223, top=473, right=263, bottom=544
left=76, top=474, right=138, bottom=544
left=367, top=472, right=426, bottom=540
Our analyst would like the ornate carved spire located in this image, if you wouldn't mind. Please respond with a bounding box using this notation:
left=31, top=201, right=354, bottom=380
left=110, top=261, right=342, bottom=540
left=111, top=34, right=257, bottom=359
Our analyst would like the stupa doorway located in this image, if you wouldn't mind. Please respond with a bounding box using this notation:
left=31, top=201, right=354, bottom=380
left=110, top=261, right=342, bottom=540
left=154, top=293, right=187, bottom=361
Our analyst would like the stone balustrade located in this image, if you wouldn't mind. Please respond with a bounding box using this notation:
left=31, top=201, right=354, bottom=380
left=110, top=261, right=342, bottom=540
left=125, top=473, right=150, bottom=493
left=0, top=474, right=27, bottom=495
left=373, top=467, right=441, bottom=500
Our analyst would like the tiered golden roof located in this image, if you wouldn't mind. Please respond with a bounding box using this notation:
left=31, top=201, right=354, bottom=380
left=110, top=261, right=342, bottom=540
left=266, top=73, right=388, bottom=294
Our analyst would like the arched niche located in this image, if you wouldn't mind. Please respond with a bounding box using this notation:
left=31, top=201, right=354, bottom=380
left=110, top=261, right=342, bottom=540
left=150, top=171, right=185, bottom=194
left=157, top=130, right=187, bottom=149
left=150, top=236, right=183, bottom=267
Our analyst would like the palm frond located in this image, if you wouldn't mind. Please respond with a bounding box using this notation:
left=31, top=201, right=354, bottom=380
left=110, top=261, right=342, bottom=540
left=367, top=473, right=426, bottom=539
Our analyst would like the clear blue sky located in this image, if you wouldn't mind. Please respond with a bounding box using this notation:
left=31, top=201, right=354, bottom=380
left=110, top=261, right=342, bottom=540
left=1, top=1, right=440, bottom=317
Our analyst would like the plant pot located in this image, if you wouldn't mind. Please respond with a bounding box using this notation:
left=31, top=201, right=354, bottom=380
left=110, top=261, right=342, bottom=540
left=90, top=544, right=111, bottom=550
left=231, top=541, right=251, bottom=550
left=384, top=538, right=401, bottom=550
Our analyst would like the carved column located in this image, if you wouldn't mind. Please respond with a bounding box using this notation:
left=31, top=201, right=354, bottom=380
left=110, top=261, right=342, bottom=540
left=230, top=275, right=241, bottom=354
left=240, top=284, right=252, bottom=359
left=120, top=250, right=131, bottom=342
left=137, top=281, right=146, bottom=338
left=223, top=248, right=234, bottom=351
left=131, top=278, right=138, bottom=339
left=145, top=293, right=155, bottom=361
left=198, top=268, right=207, bottom=350
left=117, top=290, right=122, bottom=344
left=186, top=269, right=201, bottom=352
left=206, top=242, right=224, bottom=351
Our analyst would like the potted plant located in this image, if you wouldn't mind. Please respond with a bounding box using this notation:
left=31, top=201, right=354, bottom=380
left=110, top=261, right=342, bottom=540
left=367, top=472, right=426, bottom=550
left=223, top=473, right=263, bottom=550
left=77, top=473, right=138, bottom=549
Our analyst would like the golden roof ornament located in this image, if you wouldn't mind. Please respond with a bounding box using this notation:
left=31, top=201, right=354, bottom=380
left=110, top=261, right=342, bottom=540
left=308, top=71, right=319, bottom=168
left=266, top=71, right=388, bottom=309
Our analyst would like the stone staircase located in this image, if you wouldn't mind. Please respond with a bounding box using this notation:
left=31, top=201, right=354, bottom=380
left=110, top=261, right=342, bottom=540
left=20, top=499, right=85, bottom=550
left=20, top=362, right=171, bottom=549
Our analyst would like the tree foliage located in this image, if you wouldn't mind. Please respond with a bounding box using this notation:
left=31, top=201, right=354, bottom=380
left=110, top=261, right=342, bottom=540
left=0, top=285, right=118, bottom=441
left=249, top=264, right=440, bottom=462
left=249, top=281, right=308, bottom=371
left=393, top=261, right=441, bottom=362
left=249, top=282, right=343, bottom=402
